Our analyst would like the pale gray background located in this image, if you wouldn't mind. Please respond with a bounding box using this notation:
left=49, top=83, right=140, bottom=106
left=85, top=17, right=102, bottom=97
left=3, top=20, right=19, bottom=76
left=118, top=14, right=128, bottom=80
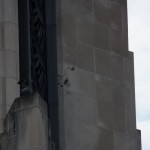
left=128, top=0, right=150, bottom=150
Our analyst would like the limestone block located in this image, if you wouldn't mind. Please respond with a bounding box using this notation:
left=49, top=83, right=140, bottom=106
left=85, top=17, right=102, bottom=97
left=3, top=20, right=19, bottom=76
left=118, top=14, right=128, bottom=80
left=62, top=14, right=77, bottom=49
left=6, top=78, right=19, bottom=106
left=94, top=0, right=122, bottom=30
left=1, top=131, right=16, bottom=150
left=131, top=130, right=141, bottom=150
left=5, top=50, right=17, bottom=78
left=110, top=3, right=122, bottom=30
left=0, top=51, right=5, bottom=77
left=0, top=78, right=6, bottom=119
left=113, top=106, right=125, bottom=132
left=4, top=0, right=18, bottom=24
left=110, top=0, right=127, bottom=6
left=96, top=77, right=112, bottom=104
left=77, top=44, right=94, bottom=72
left=96, top=101, right=113, bottom=129
left=16, top=93, right=48, bottom=150
left=125, top=107, right=136, bottom=135
left=77, top=21, right=109, bottom=51
left=122, top=5, right=128, bottom=33
left=93, top=0, right=111, bottom=27
left=79, top=123, right=99, bottom=150
left=64, top=91, right=96, bottom=123
left=64, top=65, right=96, bottom=97
left=97, top=127, right=113, bottom=150
left=113, top=132, right=132, bottom=150
left=95, top=49, right=111, bottom=77
left=64, top=113, right=80, bottom=150
left=135, top=130, right=142, bottom=150
left=63, top=46, right=77, bottom=65
left=62, top=0, right=93, bottom=19
left=0, top=106, right=6, bottom=122
left=110, top=29, right=128, bottom=56
left=112, top=81, right=125, bottom=107
left=123, top=52, right=135, bottom=85
left=122, top=84, right=136, bottom=134
left=0, top=23, right=3, bottom=50
left=4, top=23, right=19, bottom=51
left=0, top=120, right=4, bottom=133
left=0, top=0, right=4, bottom=22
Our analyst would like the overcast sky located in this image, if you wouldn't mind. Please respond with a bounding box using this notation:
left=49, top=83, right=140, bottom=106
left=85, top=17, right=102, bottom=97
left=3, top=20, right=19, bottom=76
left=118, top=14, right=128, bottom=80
left=128, top=0, right=150, bottom=149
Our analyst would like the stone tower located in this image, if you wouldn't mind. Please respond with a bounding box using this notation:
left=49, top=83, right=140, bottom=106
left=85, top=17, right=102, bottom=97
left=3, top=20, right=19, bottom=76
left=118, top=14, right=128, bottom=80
left=0, top=0, right=141, bottom=150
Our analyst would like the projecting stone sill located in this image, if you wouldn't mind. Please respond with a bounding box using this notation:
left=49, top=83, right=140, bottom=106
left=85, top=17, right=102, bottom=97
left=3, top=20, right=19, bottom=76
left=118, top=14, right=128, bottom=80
left=0, top=92, right=49, bottom=150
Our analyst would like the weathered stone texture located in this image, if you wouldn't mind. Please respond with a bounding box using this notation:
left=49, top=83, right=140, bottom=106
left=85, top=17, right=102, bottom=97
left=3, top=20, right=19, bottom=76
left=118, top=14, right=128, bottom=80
left=0, top=93, right=49, bottom=150
left=57, top=0, right=141, bottom=149
left=0, top=0, right=19, bottom=133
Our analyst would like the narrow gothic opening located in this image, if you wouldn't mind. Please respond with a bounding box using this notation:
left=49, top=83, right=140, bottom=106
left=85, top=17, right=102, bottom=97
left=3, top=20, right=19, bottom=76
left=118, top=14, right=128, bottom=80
left=18, top=0, right=59, bottom=149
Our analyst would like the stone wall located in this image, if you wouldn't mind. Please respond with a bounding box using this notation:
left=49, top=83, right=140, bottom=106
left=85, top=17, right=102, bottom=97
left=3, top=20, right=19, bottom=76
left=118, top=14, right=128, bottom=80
left=0, top=0, right=19, bottom=133
left=56, top=0, right=141, bottom=150
left=0, top=93, right=49, bottom=150
left=0, top=0, right=141, bottom=150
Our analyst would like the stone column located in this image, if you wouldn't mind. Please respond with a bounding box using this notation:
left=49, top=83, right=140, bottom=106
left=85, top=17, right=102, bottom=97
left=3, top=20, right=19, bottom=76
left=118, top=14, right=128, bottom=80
left=0, top=0, right=19, bottom=133
left=56, top=0, right=141, bottom=150
left=16, top=93, right=48, bottom=150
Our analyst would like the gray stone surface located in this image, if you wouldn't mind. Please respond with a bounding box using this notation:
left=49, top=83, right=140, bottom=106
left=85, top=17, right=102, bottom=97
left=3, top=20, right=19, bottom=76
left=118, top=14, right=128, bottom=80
left=77, top=21, right=109, bottom=51
left=0, top=93, right=49, bottom=150
left=16, top=95, right=48, bottom=150
left=77, top=44, right=94, bottom=72
left=95, top=49, right=111, bottom=77
left=0, top=0, right=141, bottom=149
left=57, top=0, right=141, bottom=149
left=0, top=0, right=19, bottom=133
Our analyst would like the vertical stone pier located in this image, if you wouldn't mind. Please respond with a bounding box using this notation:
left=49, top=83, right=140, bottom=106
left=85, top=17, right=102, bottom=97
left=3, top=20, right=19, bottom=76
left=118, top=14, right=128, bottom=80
left=0, top=0, right=19, bottom=133
left=57, top=0, right=141, bottom=150
left=0, top=0, right=141, bottom=150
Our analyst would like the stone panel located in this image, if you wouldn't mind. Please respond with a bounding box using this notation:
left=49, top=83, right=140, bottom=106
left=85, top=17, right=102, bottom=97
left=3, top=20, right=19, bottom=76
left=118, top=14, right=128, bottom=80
left=110, top=3, right=122, bottom=30
left=0, top=0, right=4, bottom=22
left=64, top=91, right=96, bottom=123
left=4, top=23, right=18, bottom=51
left=96, top=77, right=112, bottom=104
left=16, top=93, right=48, bottom=150
left=77, top=44, right=94, bottom=72
left=110, top=0, right=127, bottom=6
left=94, top=0, right=122, bottom=30
left=65, top=65, right=96, bottom=97
left=6, top=78, right=19, bottom=106
left=0, top=78, right=6, bottom=106
left=0, top=120, right=4, bottom=133
left=79, top=123, right=99, bottom=150
left=111, top=53, right=123, bottom=81
left=5, top=50, right=17, bottom=78
left=63, top=46, right=77, bottom=65
left=64, top=112, right=80, bottom=150
left=1, top=131, right=16, bottom=150
left=96, top=101, right=113, bottom=129
left=110, top=29, right=128, bottom=56
left=0, top=24, right=3, bottom=50
left=113, top=106, right=125, bottom=132
left=0, top=51, right=5, bottom=77
left=112, top=81, right=125, bottom=107
left=94, top=0, right=110, bottom=27
left=0, top=106, right=6, bottom=121
left=77, top=21, right=109, bottom=51
left=62, top=14, right=77, bottom=49
left=123, top=52, right=135, bottom=85
left=95, top=49, right=111, bottom=77
left=113, top=132, right=132, bottom=150
left=62, top=0, right=93, bottom=20
left=97, top=127, right=114, bottom=150
left=4, top=0, right=18, bottom=24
